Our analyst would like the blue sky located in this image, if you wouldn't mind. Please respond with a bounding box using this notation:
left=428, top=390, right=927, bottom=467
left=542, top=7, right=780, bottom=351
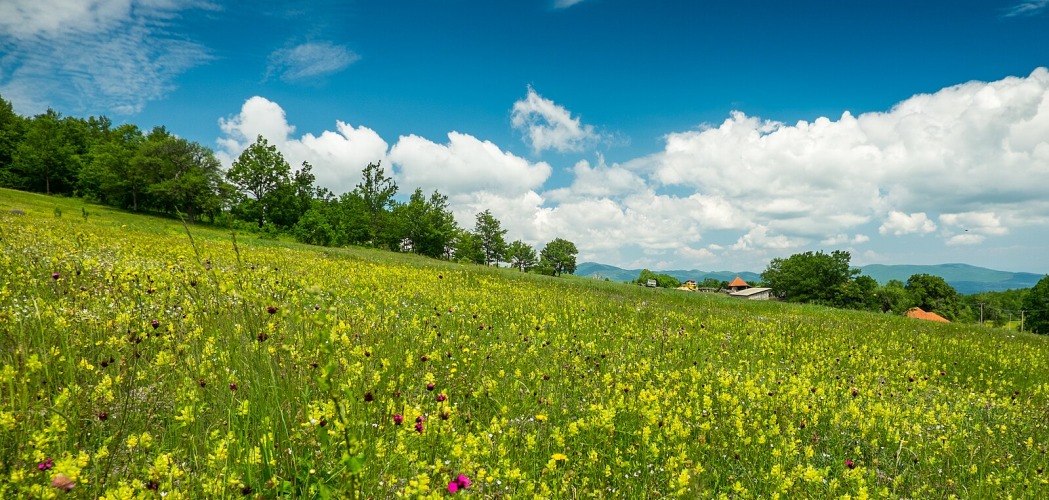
left=2, top=1, right=1049, bottom=273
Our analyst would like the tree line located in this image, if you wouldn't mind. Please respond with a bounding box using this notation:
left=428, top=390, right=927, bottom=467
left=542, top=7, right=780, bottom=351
left=0, top=96, right=578, bottom=274
left=760, top=249, right=1049, bottom=333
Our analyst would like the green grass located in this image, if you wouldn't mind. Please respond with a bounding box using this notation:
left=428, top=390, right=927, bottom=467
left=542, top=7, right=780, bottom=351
left=2, top=188, right=1049, bottom=498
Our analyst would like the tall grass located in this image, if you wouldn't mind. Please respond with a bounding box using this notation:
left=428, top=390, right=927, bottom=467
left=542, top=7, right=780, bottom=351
left=2, top=188, right=1048, bottom=498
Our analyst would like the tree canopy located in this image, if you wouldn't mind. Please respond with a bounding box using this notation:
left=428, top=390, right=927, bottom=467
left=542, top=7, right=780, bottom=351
left=761, top=250, right=858, bottom=304
left=506, top=240, right=537, bottom=272
left=540, top=238, right=579, bottom=277
left=635, top=269, right=680, bottom=288
left=474, top=210, right=508, bottom=266
left=1022, top=275, right=1049, bottom=334
left=226, top=135, right=292, bottom=227
left=905, top=273, right=962, bottom=320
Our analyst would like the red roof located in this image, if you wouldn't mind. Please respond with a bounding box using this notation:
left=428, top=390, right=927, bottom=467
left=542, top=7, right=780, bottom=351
left=905, top=307, right=951, bottom=323
left=728, top=277, right=749, bottom=288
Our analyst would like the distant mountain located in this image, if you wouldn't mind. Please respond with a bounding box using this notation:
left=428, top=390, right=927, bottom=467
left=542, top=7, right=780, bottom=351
left=858, top=263, right=1044, bottom=295
left=574, top=261, right=1044, bottom=295
left=573, top=262, right=761, bottom=285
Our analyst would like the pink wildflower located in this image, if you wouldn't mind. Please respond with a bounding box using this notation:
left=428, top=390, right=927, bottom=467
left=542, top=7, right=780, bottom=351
left=448, top=474, right=471, bottom=493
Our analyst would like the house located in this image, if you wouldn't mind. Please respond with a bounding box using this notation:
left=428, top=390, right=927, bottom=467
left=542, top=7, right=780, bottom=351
left=645, top=279, right=658, bottom=287
left=727, top=277, right=749, bottom=292
left=905, top=307, right=950, bottom=323
left=730, top=287, right=772, bottom=300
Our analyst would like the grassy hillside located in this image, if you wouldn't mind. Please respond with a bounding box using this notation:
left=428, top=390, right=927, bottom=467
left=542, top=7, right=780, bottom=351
left=3, top=188, right=1049, bottom=498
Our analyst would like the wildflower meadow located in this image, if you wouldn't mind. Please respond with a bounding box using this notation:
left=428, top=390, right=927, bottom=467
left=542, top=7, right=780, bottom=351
left=2, top=189, right=1049, bottom=498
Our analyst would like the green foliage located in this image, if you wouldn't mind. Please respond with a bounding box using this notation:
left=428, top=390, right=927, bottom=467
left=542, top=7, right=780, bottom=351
left=877, top=279, right=911, bottom=314
left=964, top=288, right=1029, bottom=327
left=762, top=250, right=859, bottom=305
left=698, top=278, right=727, bottom=290
left=473, top=209, right=507, bottom=266
left=142, top=132, right=226, bottom=221
left=1022, top=275, right=1049, bottom=334
left=835, top=274, right=881, bottom=311
left=905, top=273, right=962, bottom=320
left=293, top=206, right=336, bottom=246
left=11, top=109, right=82, bottom=194
left=226, top=135, right=293, bottom=227
left=540, top=238, right=579, bottom=277
left=352, top=162, right=398, bottom=246
left=452, top=229, right=484, bottom=264
left=635, top=269, right=681, bottom=288
left=506, top=240, right=537, bottom=272
left=392, top=188, right=458, bottom=258
left=0, top=95, right=25, bottom=184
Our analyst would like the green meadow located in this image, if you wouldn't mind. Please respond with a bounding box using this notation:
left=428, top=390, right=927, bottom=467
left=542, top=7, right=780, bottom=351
left=2, top=188, right=1048, bottom=498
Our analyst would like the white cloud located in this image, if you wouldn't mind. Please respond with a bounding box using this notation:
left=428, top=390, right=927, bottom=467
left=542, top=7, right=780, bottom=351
left=0, top=0, right=212, bottom=114
left=1003, top=0, right=1049, bottom=17
left=939, top=211, right=1008, bottom=236
left=267, top=41, right=359, bottom=82
left=638, top=68, right=1049, bottom=257
left=217, top=96, right=389, bottom=195
left=731, top=225, right=802, bottom=251
left=879, top=211, right=937, bottom=236
left=946, top=234, right=987, bottom=246
left=511, top=86, right=598, bottom=153
left=545, top=156, right=644, bottom=202
left=214, top=68, right=1049, bottom=272
left=821, top=233, right=871, bottom=246
left=553, top=0, right=586, bottom=8
left=389, top=132, right=552, bottom=197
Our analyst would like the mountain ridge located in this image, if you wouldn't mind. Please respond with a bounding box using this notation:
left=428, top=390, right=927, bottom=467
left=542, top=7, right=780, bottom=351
left=573, top=261, right=1045, bottom=294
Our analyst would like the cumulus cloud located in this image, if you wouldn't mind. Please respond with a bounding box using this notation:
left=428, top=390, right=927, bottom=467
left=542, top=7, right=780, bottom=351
left=213, top=68, right=1049, bottom=271
left=946, top=234, right=987, bottom=246
left=0, top=0, right=212, bottom=114
left=217, top=96, right=389, bottom=195
left=639, top=68, right=1049, bottom=257
left=879, top=211, right=937, bottom=236
left=267, top=41, right=359, bottom=82
left=511, top=86, right=598, bottom=153
left=939, top=211, right=1008, bottom=236
left=389, top=132, right=553, bottom=197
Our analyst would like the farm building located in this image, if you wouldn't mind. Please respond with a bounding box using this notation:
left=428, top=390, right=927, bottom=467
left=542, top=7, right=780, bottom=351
left=727, top=277, right=749, bottom=292
left=729, top=287, right=773, bottom=300
left=905, top=307, right=951, bottom=323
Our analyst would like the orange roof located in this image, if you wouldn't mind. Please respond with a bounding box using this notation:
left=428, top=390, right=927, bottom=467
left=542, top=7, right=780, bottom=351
left=905, top=307, right=951, bottom=323
left=728, top=277, right=748, bottom=287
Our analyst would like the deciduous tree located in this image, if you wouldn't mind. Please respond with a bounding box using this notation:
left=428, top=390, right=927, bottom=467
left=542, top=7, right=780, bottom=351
left=540, top=238, right=579, bottom=277
left=1022, top=275, right=1049, bottom=334
left=353, top=162, right=398, bottom=245
left=506, top=240, right=537, bottom=271
left=761, top=250, right=858, bottom=304
left=905, top=273, right=961, bottom=320
left=226, top=135, right=291, bottom=227
left=474, top=209, right=507, bottom=266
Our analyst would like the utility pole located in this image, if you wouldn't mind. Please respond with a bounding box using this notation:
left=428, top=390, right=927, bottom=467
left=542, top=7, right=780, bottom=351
left=979, top=303, right=984, bottom=324
left=1021, top=310, right=1025, bottom=333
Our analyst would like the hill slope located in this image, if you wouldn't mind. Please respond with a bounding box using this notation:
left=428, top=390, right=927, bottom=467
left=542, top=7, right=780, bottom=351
left=4, top=188, right=1049, bottom=497
left=859, top=263, right=1044, bottom=294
